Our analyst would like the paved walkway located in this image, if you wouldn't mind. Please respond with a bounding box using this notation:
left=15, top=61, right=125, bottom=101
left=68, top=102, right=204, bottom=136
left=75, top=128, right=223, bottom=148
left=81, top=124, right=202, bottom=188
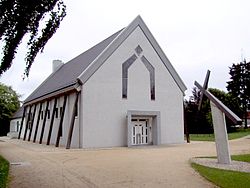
left=0, top=136, right=249, bottom=188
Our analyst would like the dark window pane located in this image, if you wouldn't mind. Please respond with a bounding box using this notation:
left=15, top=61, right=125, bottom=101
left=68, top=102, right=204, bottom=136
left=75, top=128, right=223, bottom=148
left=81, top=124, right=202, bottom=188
left=47, top=110, right=50, bottom=119
left=75, top=101, right=78, bottom=117
left=60, top=107, right=63, bottom=117
left=141, top=56, right=155, bottom=100
left=135, top=45, right=143, bottom=56
left=122, top=54, right=137, bottom=98
left=55, top=108, right=58, bottom=118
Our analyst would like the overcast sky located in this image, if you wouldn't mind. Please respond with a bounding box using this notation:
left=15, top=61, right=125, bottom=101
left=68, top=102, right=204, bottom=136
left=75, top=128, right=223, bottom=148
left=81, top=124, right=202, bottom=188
left=1, top=0, right=250, bottom=101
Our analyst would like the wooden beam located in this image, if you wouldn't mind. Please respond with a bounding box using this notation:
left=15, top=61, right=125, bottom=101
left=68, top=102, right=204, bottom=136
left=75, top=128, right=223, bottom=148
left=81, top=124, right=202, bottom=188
left=39, top=100, right=49, bottom=144
left=195, top=81, right=242, bottom=124
left=55, top=95, right=67, bottom=147
left=23, top=105, right=32, bottom=140
left=46, top=98, right=57, bottom=145
left=66, top=92, right=79, bottom=149
left=198, top=70, right=210, bottom=111
left=18, top=106, right=26, bottom=139
left=33, top=103, right=42, bottom=143
left=28, top=104, right=37, bottom=141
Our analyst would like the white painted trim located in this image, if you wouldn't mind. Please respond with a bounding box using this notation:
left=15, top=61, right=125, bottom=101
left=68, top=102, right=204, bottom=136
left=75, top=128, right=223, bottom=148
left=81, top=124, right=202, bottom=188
left=77, top=15, right=187, bottom=94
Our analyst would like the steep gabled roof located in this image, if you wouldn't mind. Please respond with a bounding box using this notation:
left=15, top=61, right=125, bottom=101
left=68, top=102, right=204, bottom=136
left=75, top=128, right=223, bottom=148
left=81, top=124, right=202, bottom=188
left=78, top=15, right=187, bottom=94
left=25, top=15, right=186, bottom=105
left=25, top=29, right=123, bottom=104
left=11, top=105, right=24, bottom=119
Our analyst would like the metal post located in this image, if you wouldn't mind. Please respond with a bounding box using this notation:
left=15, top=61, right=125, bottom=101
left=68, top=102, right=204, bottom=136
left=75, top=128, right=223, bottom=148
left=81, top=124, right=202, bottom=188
left=56, top=95, right=67, bottom=147
left=183, top=103, right=190, bottom=143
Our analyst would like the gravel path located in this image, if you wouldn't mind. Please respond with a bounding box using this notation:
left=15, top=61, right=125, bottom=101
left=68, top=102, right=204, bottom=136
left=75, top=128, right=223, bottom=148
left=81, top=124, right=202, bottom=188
left=0, top=135, right=249, bottom=188
left=191, top=158, right=250, bottom=173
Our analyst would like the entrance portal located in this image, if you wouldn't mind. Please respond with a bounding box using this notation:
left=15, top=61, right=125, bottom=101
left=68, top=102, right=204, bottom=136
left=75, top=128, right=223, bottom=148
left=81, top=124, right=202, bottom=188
left=127, top=110, right=160, bottom=147
left=131, top=118, right=152, bottom=145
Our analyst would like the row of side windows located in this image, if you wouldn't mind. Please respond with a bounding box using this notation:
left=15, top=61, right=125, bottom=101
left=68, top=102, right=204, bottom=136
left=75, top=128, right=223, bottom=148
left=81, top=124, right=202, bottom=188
left=26, top=96, right=79, bottom=122
left=40, top=107, right=64, bottom=120
left=25, top=107, right=64, bottom=136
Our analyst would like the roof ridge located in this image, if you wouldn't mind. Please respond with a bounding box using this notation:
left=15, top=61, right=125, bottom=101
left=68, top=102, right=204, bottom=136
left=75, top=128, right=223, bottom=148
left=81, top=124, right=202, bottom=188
left=78, top=15, right=187, bottom=94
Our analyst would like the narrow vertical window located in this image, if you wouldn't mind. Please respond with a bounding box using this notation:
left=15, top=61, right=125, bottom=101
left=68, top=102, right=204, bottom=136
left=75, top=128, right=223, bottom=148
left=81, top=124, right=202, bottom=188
left=75, top=99, right=78, bottom=118
left=47, top=109, right=50, bottom=119
left=28, top=122, right=31, bottom=130
left=60, top=107, right=63, bottom=117
left=17, top=121, right=20, bottom=132
left=59, top=126, right=62, bottom=137
left=141, top=56, right=155, bottom=100
left=122, top=54, right=137, bottom=98
left=41, top=111, right=43, bottom=120
left=55, top=108, right=58, bottom=118
left=47, top=103, right=50, bottom=119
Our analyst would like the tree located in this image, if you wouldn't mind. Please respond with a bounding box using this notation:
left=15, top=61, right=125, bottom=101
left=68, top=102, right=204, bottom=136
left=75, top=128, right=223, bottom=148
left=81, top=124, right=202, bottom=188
left=185, top=87, right=213, bottom=134
left=208, top=88, right=242, bottom=131
left=0, top=83, right=20, bottom=135
left=0, top=0, right=66, bottom=77
left=227, top=60, right=250, bottom=128
left=185, top=87, right=242, bottom=133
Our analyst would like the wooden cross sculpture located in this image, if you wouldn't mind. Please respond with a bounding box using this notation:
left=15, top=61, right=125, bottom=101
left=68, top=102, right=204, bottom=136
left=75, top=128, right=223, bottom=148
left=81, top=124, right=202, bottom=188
left=195, top=70, right=242, bottom=164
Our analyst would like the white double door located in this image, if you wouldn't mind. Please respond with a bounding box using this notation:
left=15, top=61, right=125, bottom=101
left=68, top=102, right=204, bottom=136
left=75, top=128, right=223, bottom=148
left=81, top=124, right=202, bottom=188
left=132, top=118, right=152, bottom=145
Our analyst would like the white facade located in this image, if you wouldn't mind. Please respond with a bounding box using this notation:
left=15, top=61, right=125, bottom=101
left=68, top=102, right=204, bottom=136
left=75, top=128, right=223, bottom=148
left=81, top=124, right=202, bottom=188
left=18, top=16, right=186, bottom=149
left=81, top=26, right=184, bottom=148
left=8, top=118, right=23, bottom=138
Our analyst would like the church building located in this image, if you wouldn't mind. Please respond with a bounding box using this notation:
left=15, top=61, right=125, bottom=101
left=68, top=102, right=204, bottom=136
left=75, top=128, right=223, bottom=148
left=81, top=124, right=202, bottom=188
left=18, top=16, right=187, bottom=148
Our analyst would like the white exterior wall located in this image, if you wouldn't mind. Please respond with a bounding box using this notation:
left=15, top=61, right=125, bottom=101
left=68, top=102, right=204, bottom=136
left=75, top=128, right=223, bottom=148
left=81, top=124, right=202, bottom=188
left=81, top=26, right=184, bottom=148
left=10, top=118, right=22, bottom=132
left=19, top=93, right=81, bottom=148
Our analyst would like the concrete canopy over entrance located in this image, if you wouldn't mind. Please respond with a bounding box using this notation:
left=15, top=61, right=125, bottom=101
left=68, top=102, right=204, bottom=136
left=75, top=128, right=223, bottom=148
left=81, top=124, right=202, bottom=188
left=127, top=110, right=160, bottom=147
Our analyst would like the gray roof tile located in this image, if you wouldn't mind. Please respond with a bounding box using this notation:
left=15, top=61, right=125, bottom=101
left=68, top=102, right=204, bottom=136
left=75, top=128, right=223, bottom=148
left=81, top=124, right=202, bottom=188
left=12, top=106, right=24, bottom=119
left=25, top=29, right=123, bottom=103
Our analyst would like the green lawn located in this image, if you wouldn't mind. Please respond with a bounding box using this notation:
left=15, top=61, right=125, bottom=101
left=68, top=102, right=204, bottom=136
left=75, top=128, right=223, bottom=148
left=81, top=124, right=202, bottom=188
left=191, top=153, right=250, bottom=188
left=0, top=155, right=9, bottom=188
left=191, top=163, right=250, bottom=188
left=231, top=154, right=250, bottom=162
left=190, top=128, right=250, bottom=141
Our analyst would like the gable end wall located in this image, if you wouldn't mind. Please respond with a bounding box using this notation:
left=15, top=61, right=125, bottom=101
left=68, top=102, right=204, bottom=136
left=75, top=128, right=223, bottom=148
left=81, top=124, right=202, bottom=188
left=81, top=26, right=184, bottom=148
